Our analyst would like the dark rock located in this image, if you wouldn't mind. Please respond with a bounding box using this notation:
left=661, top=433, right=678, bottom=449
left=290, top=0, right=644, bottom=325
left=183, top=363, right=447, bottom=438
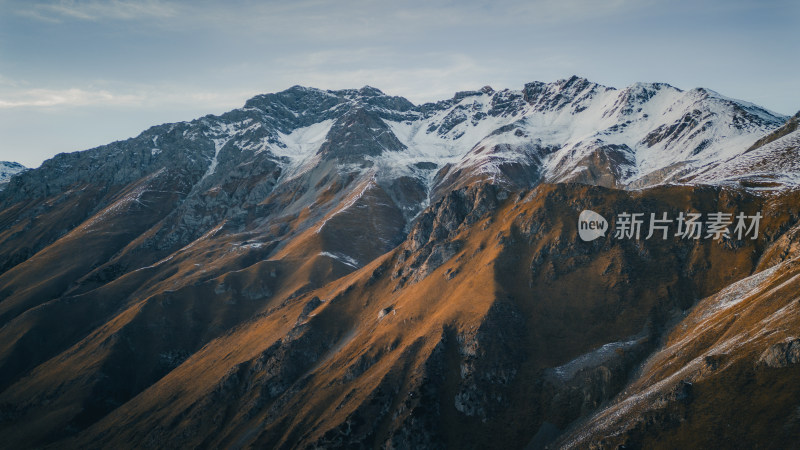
left=759, top=338, right=800, bottom=368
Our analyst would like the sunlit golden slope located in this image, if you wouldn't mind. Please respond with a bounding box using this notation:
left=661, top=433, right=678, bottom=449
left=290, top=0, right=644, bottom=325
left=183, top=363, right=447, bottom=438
left=2, top=181, right=796, bottom=449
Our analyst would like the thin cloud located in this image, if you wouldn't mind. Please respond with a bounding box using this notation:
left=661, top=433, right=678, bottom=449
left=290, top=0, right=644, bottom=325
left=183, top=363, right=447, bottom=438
left=15, top=0, right=178, bottom=22
left=0, top=74, right=25, bottom=88
left=0, top=88, right=141, bottom=108
left=0, top=83, right=260, bottom=114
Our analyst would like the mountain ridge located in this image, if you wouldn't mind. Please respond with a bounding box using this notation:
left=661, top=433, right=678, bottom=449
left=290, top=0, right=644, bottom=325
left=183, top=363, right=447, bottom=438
left=0, top=77, right=798, bottom=449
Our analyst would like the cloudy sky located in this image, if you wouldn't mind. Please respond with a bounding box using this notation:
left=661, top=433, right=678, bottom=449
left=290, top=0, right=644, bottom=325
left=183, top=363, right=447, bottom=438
left=1, top=0, right=798, bottom=168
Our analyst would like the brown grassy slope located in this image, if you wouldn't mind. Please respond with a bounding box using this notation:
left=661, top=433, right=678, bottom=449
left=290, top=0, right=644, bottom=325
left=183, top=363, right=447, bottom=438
left=0, top=171, right=414, bottom=448
left=41, top=183, right=800, bottom=449
left=0, top=170, right=186, bottom=326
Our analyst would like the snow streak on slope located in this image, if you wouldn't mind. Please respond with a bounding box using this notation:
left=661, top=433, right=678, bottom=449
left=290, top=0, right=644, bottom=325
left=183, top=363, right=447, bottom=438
left=202, top=122, right=235, bottom=180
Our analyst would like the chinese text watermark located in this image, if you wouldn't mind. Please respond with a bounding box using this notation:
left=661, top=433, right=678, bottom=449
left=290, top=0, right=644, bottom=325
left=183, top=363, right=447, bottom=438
left=578, top=210, right=761, bottom=242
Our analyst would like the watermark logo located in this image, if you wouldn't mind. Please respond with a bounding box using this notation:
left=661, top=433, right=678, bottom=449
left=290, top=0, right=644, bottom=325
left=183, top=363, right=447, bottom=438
left=578, top=210, right=762, bottom=242
left=578, top=210, right=608, bottom=241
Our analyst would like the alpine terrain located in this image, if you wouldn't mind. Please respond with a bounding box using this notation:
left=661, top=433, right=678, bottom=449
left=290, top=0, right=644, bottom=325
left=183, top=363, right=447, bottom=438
left=0, top=162, right=26, bottom=191
left=1, top=77, right=799, bottom=449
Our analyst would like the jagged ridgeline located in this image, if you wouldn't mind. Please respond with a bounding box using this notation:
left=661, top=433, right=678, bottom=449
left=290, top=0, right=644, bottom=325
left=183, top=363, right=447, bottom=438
left=0, top=77, right=799, bottom=449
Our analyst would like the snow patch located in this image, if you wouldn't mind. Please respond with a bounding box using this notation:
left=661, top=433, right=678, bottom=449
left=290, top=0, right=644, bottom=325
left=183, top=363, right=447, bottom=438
left=319, top=251, right=360, bottom=268
left=273, top=119, right=334, bottom=160
left=315, top=176, right=374, bottom=233
left=547, top=335, right=643, bottom=382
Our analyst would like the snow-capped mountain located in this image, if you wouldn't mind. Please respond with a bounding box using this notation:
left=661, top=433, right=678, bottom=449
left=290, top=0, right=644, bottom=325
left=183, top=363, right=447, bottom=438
left=379, top=77, right=788, bottom=193
left=1, top=78, right=799, bottom=449
left=167, top=77, right=787, bottom=199
left=3, top=77, right=786, bottom=273
left=0, top=161, right=26, bottom=190
left=196, top=76, right=787, bottom=194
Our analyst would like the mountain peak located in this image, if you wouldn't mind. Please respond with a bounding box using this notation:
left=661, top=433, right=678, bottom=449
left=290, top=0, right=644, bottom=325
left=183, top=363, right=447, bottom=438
left=557, top=74, right=592, bottom=86
left=357, top=85, right=385, bottom=97
left=520, top=76, right=606, bottom=111
left=624, top=81, right=679, bottom=94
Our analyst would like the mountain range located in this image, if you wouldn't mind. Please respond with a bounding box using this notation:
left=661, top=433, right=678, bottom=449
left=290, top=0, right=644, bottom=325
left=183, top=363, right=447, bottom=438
left=1, top=76, right=799, bottom=449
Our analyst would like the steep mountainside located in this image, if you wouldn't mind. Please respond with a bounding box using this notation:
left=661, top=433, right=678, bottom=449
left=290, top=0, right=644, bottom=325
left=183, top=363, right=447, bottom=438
left=558, top=228, right=800, bottom=449
left=0, top=78, right=798, bottom=449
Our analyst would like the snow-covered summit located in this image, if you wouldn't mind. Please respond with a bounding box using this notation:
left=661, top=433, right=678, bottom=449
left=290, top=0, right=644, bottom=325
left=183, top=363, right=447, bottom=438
left=5, top=77, right=791, bottom=214
left=212, top=77, right=786, bottom=194
left=162, top=77, right=792, bottom=205
left=0, top=161, right=27, bottom=190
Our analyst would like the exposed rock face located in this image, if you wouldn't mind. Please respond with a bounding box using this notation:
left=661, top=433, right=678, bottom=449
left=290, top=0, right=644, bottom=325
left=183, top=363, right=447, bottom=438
left=759, top=338, right=800, bottom=368
left=0, top=80, right=798, bottom=449
left=317, top=106, right=407, bottom=162
left=453, top=301, right=526, bottom=421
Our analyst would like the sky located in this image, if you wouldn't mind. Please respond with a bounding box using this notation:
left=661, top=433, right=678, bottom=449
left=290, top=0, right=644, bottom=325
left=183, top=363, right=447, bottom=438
left=0, top=0, right=798, bottom=168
